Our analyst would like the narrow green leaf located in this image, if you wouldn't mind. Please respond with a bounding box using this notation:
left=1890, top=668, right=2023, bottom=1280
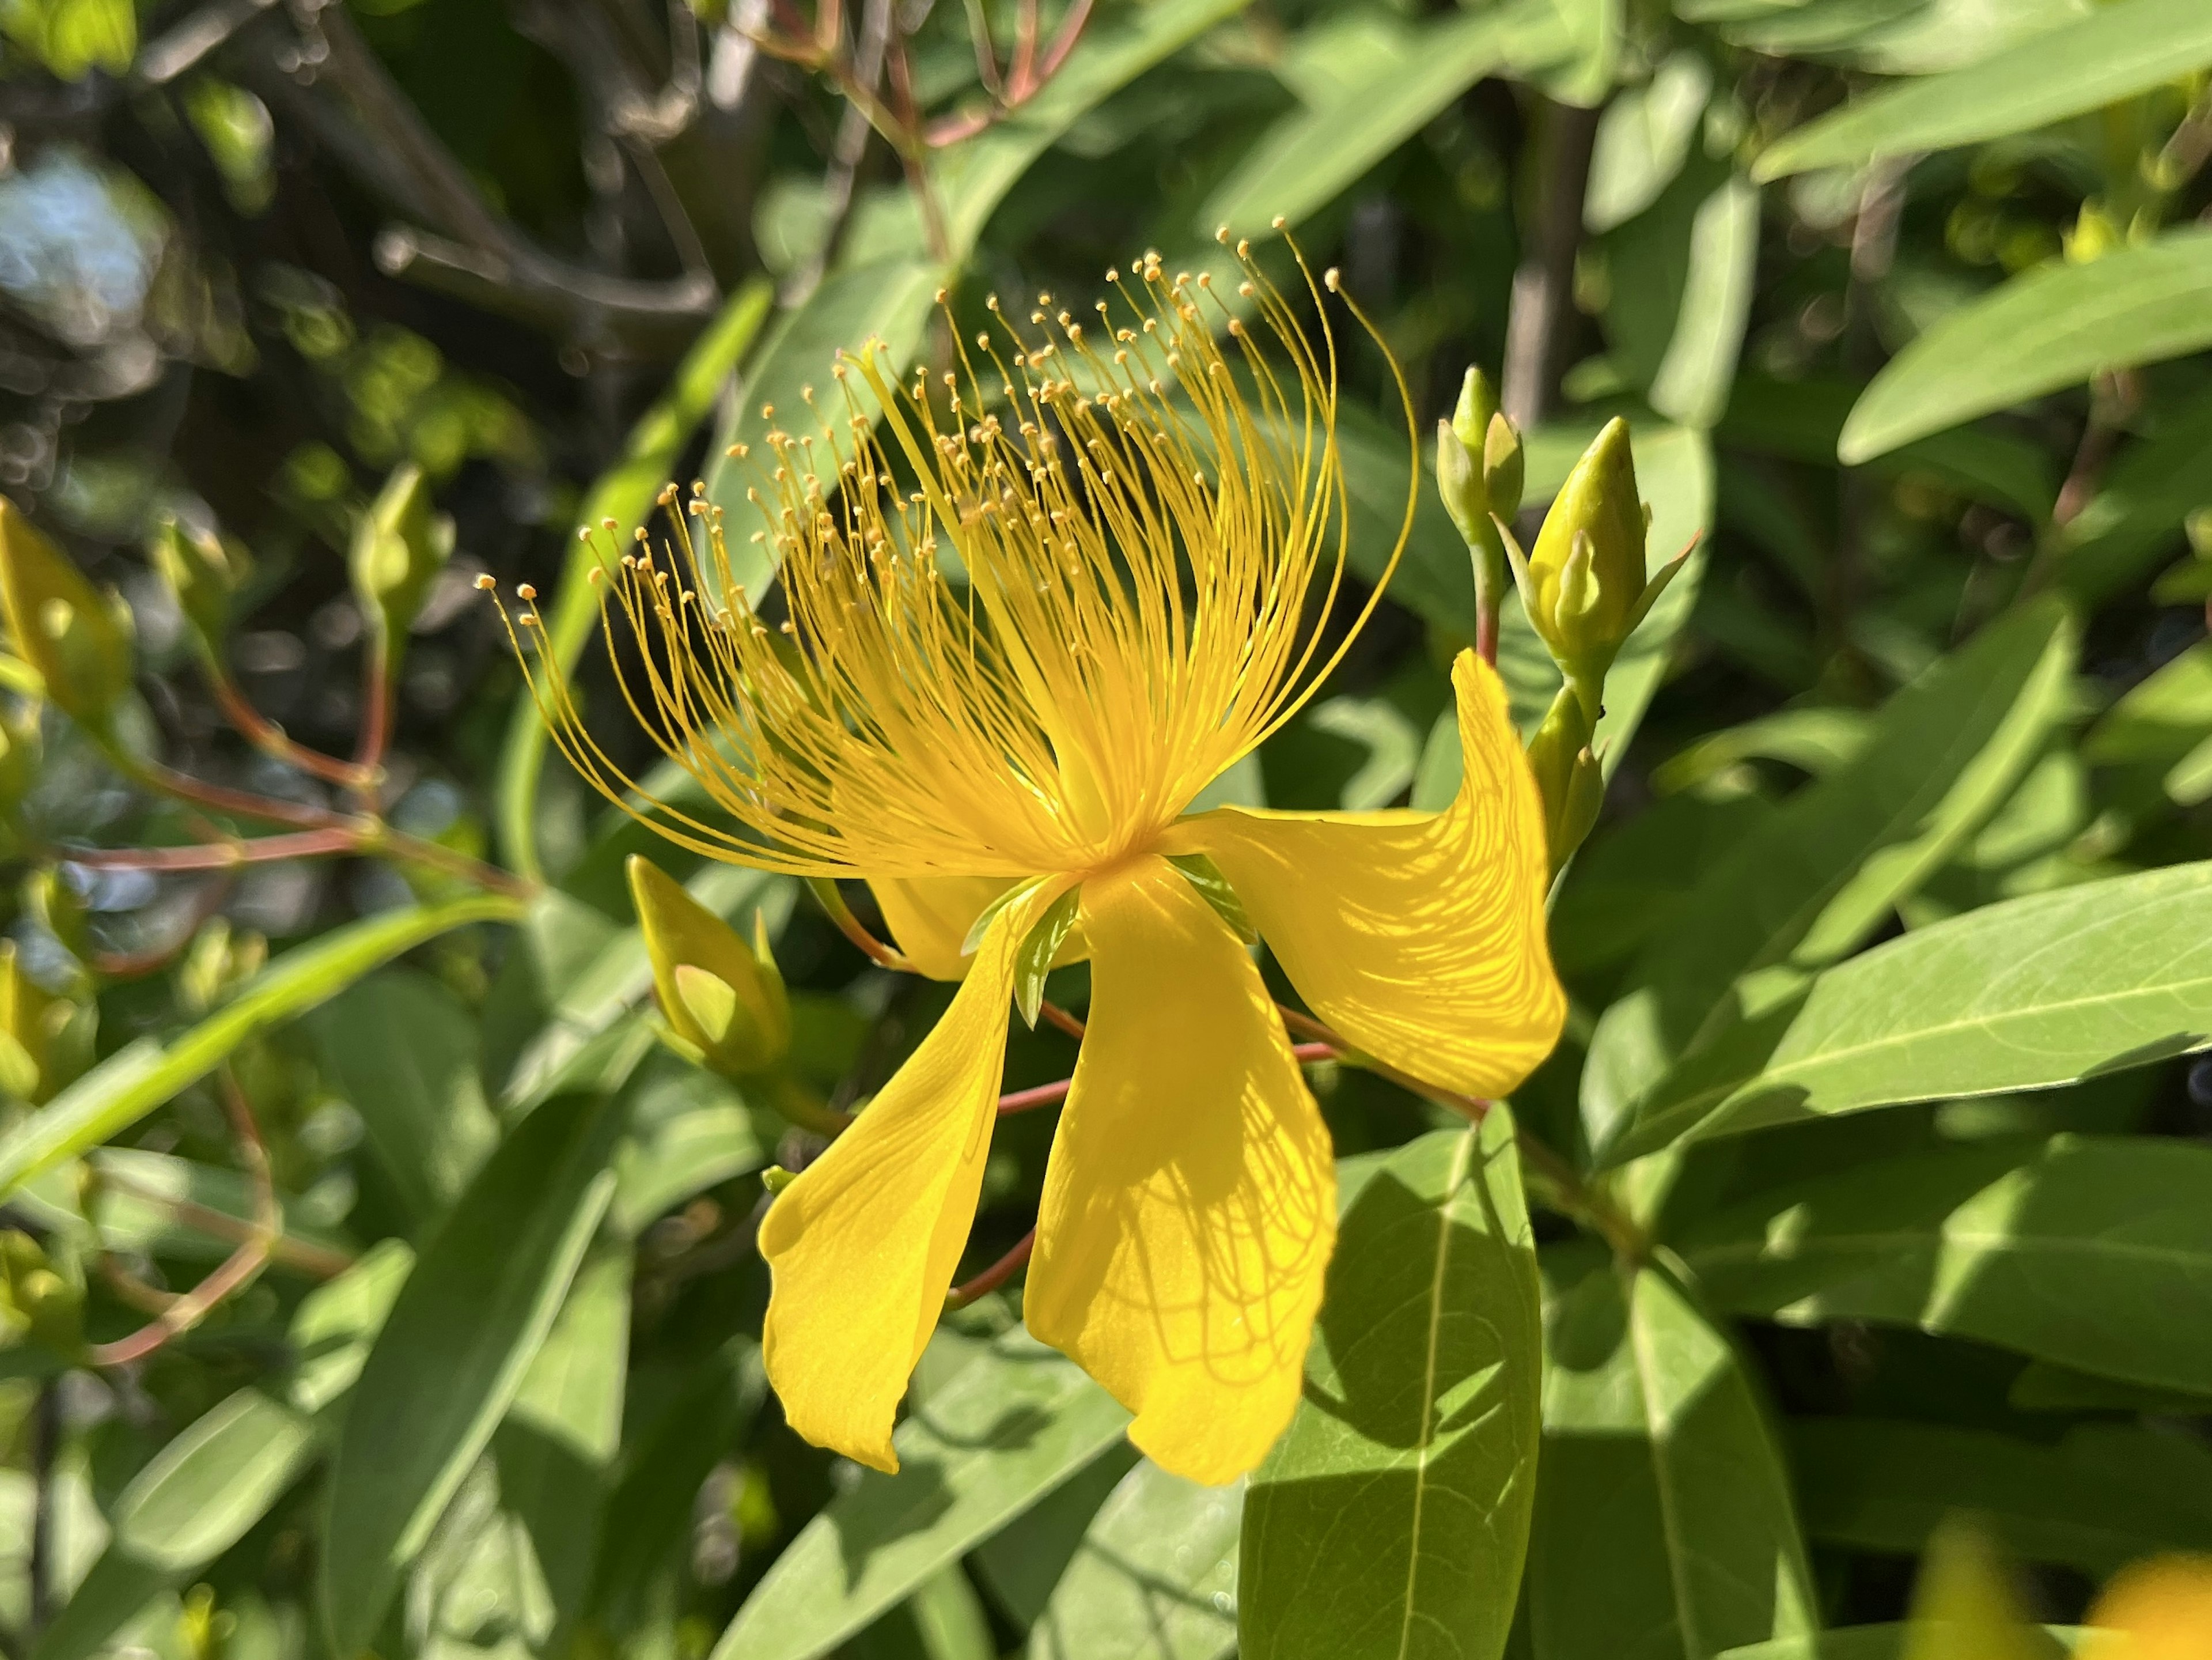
left=1240, top=1116, right=1540, bottom=1660
left=1790, top=1419, right=2212, bottom=1577
left=1203, top=0, right=1573, bottom=237
left=311, top=967, right=499, bottom=1223
left=495, top=1244, right=632, bottom=1643
left=0, top=894, right=518, bottom=1200
left=970, top=1445, right=1141, bottom=1629
left=112, top=1389, right=317, bottom=1570
left=609, top=1053, right=772, bottom=1237
left=1839, top=229, right=2212, bottom=464
left=1585, top=598, right=2074, bottom=1154
left=1677, top=1135, right=2212, bottom=1395
left=1715, top=1629, right=2084, bottom=1660
left=1610, top=861, right=2212, bottom=1158
left=714, top=1332, right=1130, bottom=1660
left=1605, top=158, right=1761, bottom=430
left=1028, top=1461, right=1241, bottom=1660
left=1014, top=887, right=1083, bottom=1027
left=1753, top=0, right=2212, bottom=181
left=319, top=1091, right=623, bottom=1655
left=1586, top=51, right=1712, bottom=233
left=1531, top=1252, right=1817, bottom=1660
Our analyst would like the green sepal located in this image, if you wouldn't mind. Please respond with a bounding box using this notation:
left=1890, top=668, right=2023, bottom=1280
left=1166, top=853, right=1258, bottom=944
left=961, top=874, right=1048, bottom=958
left=1012, top=884, right=1081, bottom=1029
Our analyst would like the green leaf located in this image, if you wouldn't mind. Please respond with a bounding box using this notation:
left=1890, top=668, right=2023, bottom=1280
left=1676, top=1135, right=2212, bottom=1395
left=1753, top=0, right=2212, bottom=181
left=494, top=1244, right=631, bottom=1643
left=113, top=1389, right=318, bottom=1571
left=713, top=1330, right=1131, bottom=1660
left=311, top=967, right=499, bottom=1224
left=1609, top=861, right=2212, bottom=1158
left=1717, top=1631, right=2085, bottom=1660
left=850, top=1569, right=997, bottom=1660
left=319, top=1090, right=624, bottom=1654
left=969, top=1445, right=1141, bottom=1629
left=1839, top=229, right=2212, bottom=464
left=1585, top=597, right=2074, bottom=1154
left=1586, top=51, right=1713, bottom=234
left=1203, top=0, right=1574, bottom=237
left=609, top=1052, right=772, bottom=1237
left=0, top=893, right=519, bottom=1201
left=1604, top=157, right=1762, bottom=429
left=585, top=1340, right=766, bottom=1638
left=1789, top=1418, right=2212, bottom=1578
left=1028, top=1461, right=1241, bottom=1660
left=2054, top=384, right=2212, bottom=603
left=1014, top=886, right=1082, bottom=1027
left=1530, top=1252, right=1817, bottom=1660
left=1240, top=1116, right=1540, bottom=1660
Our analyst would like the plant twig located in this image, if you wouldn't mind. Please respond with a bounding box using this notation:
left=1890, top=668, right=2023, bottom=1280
left=204, top=665, right=371, bottom=789
left=88, top=1069, right=281, bottom=1368
left=94, top=1167, right=353, bottom=1279
left=944, top=1228, right=1032, bottom=1308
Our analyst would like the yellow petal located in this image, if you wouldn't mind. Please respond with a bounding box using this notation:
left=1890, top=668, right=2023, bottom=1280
left=1025, top=856, right=1334, bottom=1485
left=1162, top=650, right=1563, bottom=1101
left=868, top=875, right=1015, bottom=980
left=759, top=882, right=1059, bottom=1470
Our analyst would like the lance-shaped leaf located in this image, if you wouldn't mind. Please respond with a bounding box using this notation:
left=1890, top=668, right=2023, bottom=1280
left=1606, top=861, right=2212, bottom=1160
left=1530, top=1249, right=1817, bottom=1660
left=1028, top=1460, right=1242, bottom=1660
left=1585, top=597, right=2074, bottom=1154
left=0, top=894, right=522, bottom=1200
left=319, top=1091, right=623, bottom=1655
left=1240, top=1115, right=1540, bottom=1660
left=714, top=1331, right=1131, bottom=1660
left=1675, top=1135, right=2212, bottom=1397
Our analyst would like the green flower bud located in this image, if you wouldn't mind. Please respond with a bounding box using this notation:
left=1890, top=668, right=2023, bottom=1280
left=0, top=1230, right=84, bottom=1358
left=1450, top=366, right=1496, bottom=455
left=178, top=918, right=267, bottom=1016
left=0, top=497, right=135, bottom=736
left=150, top=516, right=252, bottom=660
left=0, top=941, right=92, bottom=1105
left=1483, top=411, right=1524, bottom=521
left=1436, top=419, right=1487, bottom=551
left=24, top=868, right=90, bottom=965
left=629, top=855, right=790, bottom=1077
left=1525, top=685, right=1605, bottom=876
left=350, top=465, right=454, bottom=666
left=1522, top=418, right=1649, bottom=680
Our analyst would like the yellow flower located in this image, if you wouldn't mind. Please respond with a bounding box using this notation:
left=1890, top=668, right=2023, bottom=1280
left=502, top=244, right=1564, bottom=1484
left=2084, top=1556, right=2212, bottom=1660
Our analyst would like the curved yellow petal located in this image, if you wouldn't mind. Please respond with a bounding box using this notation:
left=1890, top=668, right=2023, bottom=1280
left=1025, top=856, right=1334, bottom=1485
left=759, top=882, right=1059, bottom=1470
left=1162, top=650, right=1563, bottom=1101
left=867, top=875, right=1016, bottom=981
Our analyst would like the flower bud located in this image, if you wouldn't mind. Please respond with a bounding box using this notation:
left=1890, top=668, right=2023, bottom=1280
left=1436, top=419, right=1487, bottom=551
left=1525, top=686, right=1605, bottom=875
left=1483, top=411, right=1524, bottom=521
left=350, top=465, right=454, bottom=665
left=150, top=515, right=252, bottom=660
left=629, top=855, right=790, bottom=1077
left=24, top=869, right=90, bottom=966
left=0, top=498, right=134, bottom=736
left=0, top=1230, right=84, bottom=1358
left=1522, top=418, right=1649, bottom=680
left=1450, top=366, right=1497, bottom=456
left=0, top=941, right=93, bottom=1105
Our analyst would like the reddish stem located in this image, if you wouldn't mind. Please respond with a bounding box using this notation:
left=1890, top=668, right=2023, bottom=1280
left=945, top=1229, right=1033, bottom=1308
left=63, top=829, right=357, bottom=872
left=352, top=649, right=393, bottom=809
left=207, top=669, right=369, bottom=789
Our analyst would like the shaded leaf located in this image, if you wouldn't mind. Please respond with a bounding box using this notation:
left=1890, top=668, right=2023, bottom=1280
left=1241, top=1116, right=1540, bottom=1660
left=1029, top=1461, right=1240, bottom=1660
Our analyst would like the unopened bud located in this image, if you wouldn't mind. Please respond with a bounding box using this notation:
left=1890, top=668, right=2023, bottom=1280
left=629, top=855, right=790, bottom=1077
left=1525, top=687, right=1604, bottom=875
left=0, top=498, right=134, bottom=736
left=150, top=515, right=252, bottom=659
left=1483, top=411, right=1524, bottom=521
left=0, top=1230, right=84, bottom=1358
left=1522, top=418, right=1649, bottom=680
left=350, top=465, right=454, bottom=664
left=0, top=941, right=92, bottom=1106
left=1436, top=420, right=1487, bottom=551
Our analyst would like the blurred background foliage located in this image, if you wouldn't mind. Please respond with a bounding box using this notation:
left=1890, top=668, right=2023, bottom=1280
left=1, top=0, right=2211, bottom=1655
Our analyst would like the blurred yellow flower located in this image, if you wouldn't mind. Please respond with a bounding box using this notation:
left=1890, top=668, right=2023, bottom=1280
left=502, top=244, right=1563, bottom=1484
left=2085, top=1555, right=2212, bottom=1660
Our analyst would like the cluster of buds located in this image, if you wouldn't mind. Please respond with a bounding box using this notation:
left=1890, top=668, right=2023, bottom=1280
left=0, top=1229, right=84, bottom=1358
left=0, top=498, right=135, bottom=746
left=1436, top=384, right=1688, bottom=876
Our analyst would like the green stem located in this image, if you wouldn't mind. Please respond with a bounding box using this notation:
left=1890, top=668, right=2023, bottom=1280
left=494, top=278, right=776, bottom=882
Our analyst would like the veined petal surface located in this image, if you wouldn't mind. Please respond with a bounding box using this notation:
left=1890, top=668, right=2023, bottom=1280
left=1025, top=856, right=1334, bottom=1486
left=758, top=883, right=1058, bottom=1470
left=1164, top=651, right=1562, bottom=1101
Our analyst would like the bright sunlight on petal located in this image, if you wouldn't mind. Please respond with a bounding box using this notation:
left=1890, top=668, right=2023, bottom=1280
left=1165, top=651, right=1563, bottom=1102
left=1025, top=857, right=1334, bottom=1485
left=868, top=873, right=1017, bottom=980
